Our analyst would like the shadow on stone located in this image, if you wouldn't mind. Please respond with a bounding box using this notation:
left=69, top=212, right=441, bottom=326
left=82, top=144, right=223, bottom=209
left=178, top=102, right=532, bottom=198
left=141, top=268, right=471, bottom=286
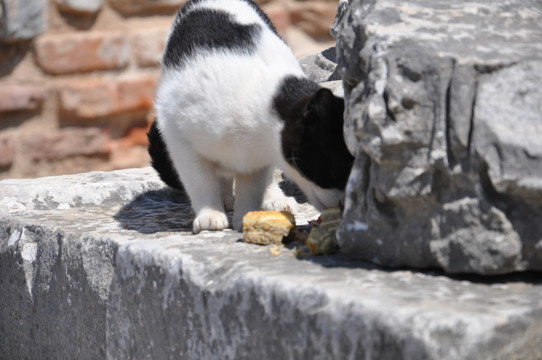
left=113, top=188, right=194, bottom=234
left=113, top=175, right=309, bottom=236
left=294, top=249, right=542, bottom=285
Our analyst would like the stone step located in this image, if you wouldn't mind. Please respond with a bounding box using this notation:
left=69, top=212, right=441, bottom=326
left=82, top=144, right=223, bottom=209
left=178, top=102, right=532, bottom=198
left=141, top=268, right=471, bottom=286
left=1, top=168, right=541, bottom=359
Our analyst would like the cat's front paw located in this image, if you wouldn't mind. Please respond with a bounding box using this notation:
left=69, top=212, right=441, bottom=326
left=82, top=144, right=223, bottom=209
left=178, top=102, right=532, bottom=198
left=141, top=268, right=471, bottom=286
left=193, top=209, right=229, bottom=233
left=262, top=195, right=298, bottom=213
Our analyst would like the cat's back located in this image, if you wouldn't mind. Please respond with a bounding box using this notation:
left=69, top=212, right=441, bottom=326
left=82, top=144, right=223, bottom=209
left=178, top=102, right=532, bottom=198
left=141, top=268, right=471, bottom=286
left=155, top=0, right=305, bottom=172
left=157, top=0, right=303, bottom=132
left=163, top=0, right=286, bottom=68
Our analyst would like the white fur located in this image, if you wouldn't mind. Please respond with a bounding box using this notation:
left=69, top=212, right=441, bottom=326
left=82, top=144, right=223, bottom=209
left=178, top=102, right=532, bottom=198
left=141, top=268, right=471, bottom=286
left=279, top=160, right=343, bottom=210
left=197, top=0, right=266, bottom=25
left=155, top=0, right=332, bottom=232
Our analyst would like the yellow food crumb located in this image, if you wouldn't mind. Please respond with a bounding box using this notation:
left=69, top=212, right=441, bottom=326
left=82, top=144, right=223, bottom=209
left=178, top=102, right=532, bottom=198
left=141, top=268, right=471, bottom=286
left=269, top=244, right=282, bottom=256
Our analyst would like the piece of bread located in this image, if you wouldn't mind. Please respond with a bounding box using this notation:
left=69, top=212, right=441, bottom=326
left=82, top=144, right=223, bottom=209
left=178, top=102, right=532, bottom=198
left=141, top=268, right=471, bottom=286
left=243, top=210, right=296, bottom=245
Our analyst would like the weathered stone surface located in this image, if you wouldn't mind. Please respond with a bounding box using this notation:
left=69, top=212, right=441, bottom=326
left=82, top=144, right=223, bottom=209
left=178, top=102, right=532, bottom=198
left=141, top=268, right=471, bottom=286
left=299, top=46, right=343, bottom=99
left=1, top=168, right=541, bottom=359
left=329, top=0, right=348, bottom=39
left=299, top=47, right=341, bottom=83
left=55, top=0, right=104, bottom=14
left=0, top=0, right=47, bottom=42
left=335, top=0, right=542, bottom=274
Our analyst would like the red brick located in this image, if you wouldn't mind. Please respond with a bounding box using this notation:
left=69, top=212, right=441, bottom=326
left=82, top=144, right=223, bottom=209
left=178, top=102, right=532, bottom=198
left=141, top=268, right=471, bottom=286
left=58, top=75, right=157, bottom=119
left=288, top=2, right=338, bottom=37
left=27, top=127, right=111, bottom=161
left=116, top=76, right=156, bottom=112
left=113, top=125, right=149, bottom=150
left=263, top=3, right=291, bottom=35
left=58, top=79, right=114, bottom=118
left=132, top=27, right=169, bottom=67
left=109, top=0, right=185, bottom=15
left=108, top=145, right=150, bottom=170
left=34, top=31, right=130, bottom=75
left=0, top=136, right=15, bottom=167
left=0, top=85, right=47, bottom=112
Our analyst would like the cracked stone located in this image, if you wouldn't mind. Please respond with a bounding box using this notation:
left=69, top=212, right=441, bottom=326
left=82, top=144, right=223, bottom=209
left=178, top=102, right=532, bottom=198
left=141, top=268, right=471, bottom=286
left=335, top=0, right=542, bottom=274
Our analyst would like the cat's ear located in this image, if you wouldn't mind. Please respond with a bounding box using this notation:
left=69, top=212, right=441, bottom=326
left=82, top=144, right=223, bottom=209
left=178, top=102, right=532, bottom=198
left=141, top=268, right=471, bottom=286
left=305, top=88, right=335, bottom=119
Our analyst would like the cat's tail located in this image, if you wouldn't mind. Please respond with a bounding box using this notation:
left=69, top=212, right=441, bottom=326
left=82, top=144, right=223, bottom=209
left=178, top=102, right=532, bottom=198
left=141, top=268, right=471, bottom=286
left=147, top=120, right=185, bottom=192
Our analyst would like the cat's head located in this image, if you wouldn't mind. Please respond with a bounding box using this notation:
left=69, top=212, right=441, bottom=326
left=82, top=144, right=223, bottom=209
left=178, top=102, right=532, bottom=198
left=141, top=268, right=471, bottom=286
left=280, top=87, right=354, bottom=210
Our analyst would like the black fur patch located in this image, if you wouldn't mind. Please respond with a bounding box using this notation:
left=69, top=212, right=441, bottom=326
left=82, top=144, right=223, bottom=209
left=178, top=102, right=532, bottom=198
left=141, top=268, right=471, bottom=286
left=179, top=0, right=278, bottom=35
left=274, top=76, right=321, bottom=120
left=147, top=121, right=185, bottom=191
left=276, top=77, right=354, bottom=190
left=163, top=6, right=262, bottom=67
left=238, top=0, right=279, bottom=35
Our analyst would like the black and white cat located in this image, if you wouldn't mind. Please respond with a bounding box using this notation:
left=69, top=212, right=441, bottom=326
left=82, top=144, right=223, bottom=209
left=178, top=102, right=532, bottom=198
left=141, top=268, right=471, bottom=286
left=148, top=0, right=353, bottom=233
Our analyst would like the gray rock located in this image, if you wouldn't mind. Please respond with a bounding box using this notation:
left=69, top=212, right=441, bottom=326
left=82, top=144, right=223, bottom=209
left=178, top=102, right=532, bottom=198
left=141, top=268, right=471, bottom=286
left=320, top=80, right=344, bottom=98
left=330, top=0, right=348, bottom=39
left=55, top=0, right=104, bottom=14
left=299, top=47, right=344, bottom=98
left=0, top=0, right=47, bottom=42
left=1, top=168, right=541, bottom=359
left=299, top=47, right=341, bottom=84
left=334, top=0, right=542, bottom=274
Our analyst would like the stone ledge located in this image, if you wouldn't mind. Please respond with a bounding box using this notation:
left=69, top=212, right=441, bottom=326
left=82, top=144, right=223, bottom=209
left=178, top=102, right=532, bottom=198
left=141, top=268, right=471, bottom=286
left=1, top=168, right=541, bottom=359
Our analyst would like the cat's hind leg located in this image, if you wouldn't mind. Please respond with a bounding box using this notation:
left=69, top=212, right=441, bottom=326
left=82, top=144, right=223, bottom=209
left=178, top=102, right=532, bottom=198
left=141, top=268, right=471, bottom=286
left=221, top=176, right=234, bottom=212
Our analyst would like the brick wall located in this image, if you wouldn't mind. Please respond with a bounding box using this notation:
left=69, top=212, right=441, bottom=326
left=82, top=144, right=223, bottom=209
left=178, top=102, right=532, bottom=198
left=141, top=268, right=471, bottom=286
left=0, top=0, right=338, bottom=180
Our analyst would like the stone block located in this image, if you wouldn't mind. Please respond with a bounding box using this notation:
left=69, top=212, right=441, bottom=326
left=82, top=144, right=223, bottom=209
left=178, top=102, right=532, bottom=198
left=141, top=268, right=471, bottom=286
left=0, top=85, right=47, bottom=112
left=299, top=46, right=340, bottom=83
left=0, top=0, right=47, bottom=42
left=34, top=31, right=130, bottom=75
left=334, top=0, right=542, bottom=274
left=0, top=168, right=541, bottom=359
left=55, top=0, right=104, bottom=14
left=58, top=75, right=157, bottom=119
left=26, top=127, right=111, bottom=161
left=109, top=0, right=185, bottom=15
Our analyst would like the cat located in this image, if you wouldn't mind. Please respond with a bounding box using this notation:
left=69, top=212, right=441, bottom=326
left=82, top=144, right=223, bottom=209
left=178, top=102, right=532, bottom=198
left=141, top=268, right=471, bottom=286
left=148, top=0, right=354, bottom=233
